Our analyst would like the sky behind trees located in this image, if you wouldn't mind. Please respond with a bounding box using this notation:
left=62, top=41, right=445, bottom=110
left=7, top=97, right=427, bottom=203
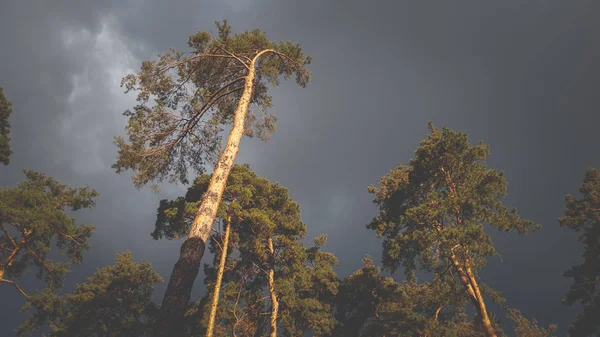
left=1, top=1, right=599, bottom=336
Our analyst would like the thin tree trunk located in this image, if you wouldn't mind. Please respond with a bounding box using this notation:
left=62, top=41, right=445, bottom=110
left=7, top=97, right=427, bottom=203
left=155, top=49, right=274, bottom=337
left=464, top=260, right=496, bottom=337
left=206, top=217, right=231, bottom=337
left=267, top=237, right=279, bottom=337
left=449, top=247, right=497, bottom=337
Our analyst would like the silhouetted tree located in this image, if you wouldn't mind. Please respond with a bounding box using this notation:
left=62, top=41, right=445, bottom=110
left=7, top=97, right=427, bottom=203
left=559, top=168, right=600, bottom=337
left=18, top=251, right=163, bottom=337
left=0, top=87, right=12, bottom=165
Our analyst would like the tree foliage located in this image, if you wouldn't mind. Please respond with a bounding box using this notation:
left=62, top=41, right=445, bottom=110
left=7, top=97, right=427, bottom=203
left=0, top=86, right=13, bottom=165
left=559, top=168, right=600, bottom=337
left=505, top=309, right=557, bottom=337
left=0, top=170, right=97, bottom=297
left=333, top=256, right=484, bottom=337
left=154, top=164, right=338, bottom=337
left=18, top=251, right=163, bottom=337
left=366, top=122, right=539, bottom=337
left=113, top=20, right=311, bottom=189
left=367, top=122, right=539, bottom=276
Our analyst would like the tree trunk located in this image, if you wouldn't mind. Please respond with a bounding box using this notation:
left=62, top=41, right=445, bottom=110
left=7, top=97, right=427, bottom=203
left=154, top=54, right=260, bottom=337
left=267, top=237, right=279, bottom=337
left=464, top=260, right=497, bottom=337
left=449, top=249, right=497, bottom=337
left=206, top=217, right=231, bottom=337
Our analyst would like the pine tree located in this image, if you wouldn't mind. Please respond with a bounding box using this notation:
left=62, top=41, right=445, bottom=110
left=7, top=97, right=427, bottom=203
left=0, top=170, right=97, bottom=299
left=332, top=256, right=483, bottom=337
left=0, top=86, right=13, bottom=165
left=18, top=251, right=163, bottom=337
left=113, top=21, right=311, bottom=336
left=559, top=168, right=600, bottom=337
left=367, top=122, right=539, bottom=337
left=154, top=164, right=338, bottom=337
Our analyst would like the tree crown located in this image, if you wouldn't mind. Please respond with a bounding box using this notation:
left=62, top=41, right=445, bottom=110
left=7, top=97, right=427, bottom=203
left=367, top=122, right=538, bottom=275
left=113, top=21, right=311, bottom=189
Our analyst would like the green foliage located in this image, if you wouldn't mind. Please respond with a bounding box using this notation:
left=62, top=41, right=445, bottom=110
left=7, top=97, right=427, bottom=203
left=0, top=87, right=13, bottom=165
left=18, top=251, right=163, bottom=337
left=0, top=170, right=97, bottom=291
left=332, top=256, right=483, bottom=337
left=154, top=164, right=338, bottom=337
left=559, top=168, right=600, bottom=337
left=113, top=20, right=312, bottom=189
left=367, top=122, right=539, bottom=276
left=505, top=309, right=557, bottom=337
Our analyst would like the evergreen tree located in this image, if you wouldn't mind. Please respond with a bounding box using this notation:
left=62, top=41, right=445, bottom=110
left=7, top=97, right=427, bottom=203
left=154, top=164, right=338, bottom=337
left=367, top=122, right=539, bottom=337
left=0, top=170, right=97, bottom=299
left=18, top=251, right=163, bottom=337
left=332, top=256, right=483, bottom=337
left=0, top=87, right=12, bottom=165
left=559, top=168, right=600, bottom=337
left=113, top=20, right=311, bottom=336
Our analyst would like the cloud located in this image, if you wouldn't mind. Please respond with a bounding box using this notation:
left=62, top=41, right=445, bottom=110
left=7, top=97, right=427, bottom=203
left=56, top=16, right=142, bottom=176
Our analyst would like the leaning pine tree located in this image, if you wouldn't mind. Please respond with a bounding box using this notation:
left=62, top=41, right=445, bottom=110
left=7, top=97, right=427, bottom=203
left=367, top=122, right=540, bottom=337
left=112, top=20, right=311, bottom=336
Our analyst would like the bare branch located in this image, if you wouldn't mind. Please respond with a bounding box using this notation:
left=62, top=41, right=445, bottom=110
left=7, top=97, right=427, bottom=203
left=0, top=223, right=16, bottom=248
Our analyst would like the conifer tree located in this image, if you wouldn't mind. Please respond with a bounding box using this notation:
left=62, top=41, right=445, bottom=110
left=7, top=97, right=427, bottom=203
left=559, top=168, right=600, bottom=337
left=333, top=256, right=483, bottom=337
left=113, top=21, right=311, bottom=336
left=0, top=170, right=97, bottom=299
left=0, top=86, right=12, bottom=165
left=154, top=164, right=338, bottom=337
left=367, top=122, right=539, bottom=337
left=18, top=251, right=163, bottom=337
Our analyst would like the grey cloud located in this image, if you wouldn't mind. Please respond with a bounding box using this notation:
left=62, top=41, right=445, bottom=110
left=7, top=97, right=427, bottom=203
left=2, top=1, right=600, bottom=336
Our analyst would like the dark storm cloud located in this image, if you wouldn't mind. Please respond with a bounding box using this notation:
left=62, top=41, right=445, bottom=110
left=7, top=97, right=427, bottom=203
left=1, top=0, right=599, bottom=335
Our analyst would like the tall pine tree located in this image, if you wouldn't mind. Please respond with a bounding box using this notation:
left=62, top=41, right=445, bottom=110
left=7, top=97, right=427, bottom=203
left=367, top=122, right=539, bottom=337
left=113, top=21, right=311, bottom=336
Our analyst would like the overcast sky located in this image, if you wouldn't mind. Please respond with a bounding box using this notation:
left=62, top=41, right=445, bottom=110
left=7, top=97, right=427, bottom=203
left=1, top=1, right=599, bottom=336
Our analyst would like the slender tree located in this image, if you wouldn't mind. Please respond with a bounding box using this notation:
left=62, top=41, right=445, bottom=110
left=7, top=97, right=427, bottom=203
left=559, top=168, right=600, bottom=337
left=18, top=251, right=163, bottom=337
left=205, top=216, right=231, bottom=337
left=0, top=86, right=13, bottom=165
left=0, top=170, right=97, bottom=299
left=113, top=20, right=311, bottom=336
left=367, top=122, right=539, bottom=337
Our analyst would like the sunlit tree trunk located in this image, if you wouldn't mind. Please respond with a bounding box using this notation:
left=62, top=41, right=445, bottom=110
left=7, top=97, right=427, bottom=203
left=155, top=50, right=274, bottom=337
left=267, top=237, right=279, bottom=337
left=206, top=217, right=231, bottom=337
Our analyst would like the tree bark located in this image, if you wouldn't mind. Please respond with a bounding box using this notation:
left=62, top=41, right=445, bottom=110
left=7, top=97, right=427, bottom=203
left=448, top=251, right=496, bottom=337
left=267, top=237, right=279, bottom=337
left=464, top=260, right=497, bottom=337
left=155, top=50, right=274, bottom=337
left=206, top=217, right=231, bottom=337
